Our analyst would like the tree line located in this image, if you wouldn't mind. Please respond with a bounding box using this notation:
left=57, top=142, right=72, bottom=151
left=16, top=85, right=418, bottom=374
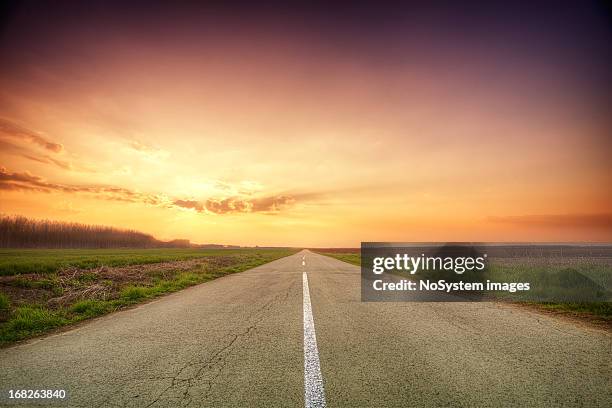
left=0, top=215, right=178, bottom=248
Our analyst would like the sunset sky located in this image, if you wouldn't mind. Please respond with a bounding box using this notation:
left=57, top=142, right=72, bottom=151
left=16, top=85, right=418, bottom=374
left=1, top=1, right=611, bottom=246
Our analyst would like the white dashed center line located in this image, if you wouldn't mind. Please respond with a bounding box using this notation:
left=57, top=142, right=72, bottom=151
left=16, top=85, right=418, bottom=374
left=302, top=271, right=326, bottom=408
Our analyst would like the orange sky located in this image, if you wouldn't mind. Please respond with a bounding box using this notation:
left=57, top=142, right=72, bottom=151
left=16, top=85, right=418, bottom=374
left=1, top=3, right=611, bottom=246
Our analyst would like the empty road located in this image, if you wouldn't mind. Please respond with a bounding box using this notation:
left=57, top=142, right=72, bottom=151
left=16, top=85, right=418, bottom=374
left=1, top=250, right=610, bottom=407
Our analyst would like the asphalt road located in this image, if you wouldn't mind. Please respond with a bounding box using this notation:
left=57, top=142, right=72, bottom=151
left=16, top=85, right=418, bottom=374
left=1, top=250, right=610, bottom=407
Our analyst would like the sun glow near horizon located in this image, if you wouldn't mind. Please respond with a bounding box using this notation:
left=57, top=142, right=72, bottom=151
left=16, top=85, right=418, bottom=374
left=1, top=3, right=611, bottom=246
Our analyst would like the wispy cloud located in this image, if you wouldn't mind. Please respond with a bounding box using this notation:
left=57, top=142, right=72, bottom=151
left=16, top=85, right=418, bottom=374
left=19, top=153, right=73, bottom=170
left=0, top=166, right=168, bottom=205
left=1, top=166, right=319, bottom=215
left=0, top=136, right=97, bottom=173
left=126, top=139, right=169, bottom=160
left=173, top=191, right=327, bottom=214
left=173, top=195, right=297, bottom=214
left=210, top=195, right=295, bottom=214
left=0, top=118, right=63, bottom=153
left=172, top=199, right=204, bottom=212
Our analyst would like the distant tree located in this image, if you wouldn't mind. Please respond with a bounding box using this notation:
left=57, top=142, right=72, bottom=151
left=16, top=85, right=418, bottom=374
left=0, top=215, right=169, bottom=248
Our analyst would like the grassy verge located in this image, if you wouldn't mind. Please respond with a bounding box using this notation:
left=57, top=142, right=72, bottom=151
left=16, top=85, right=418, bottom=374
left=0, top=248, right=297, bottom=345
left=317, top=252, right=361, bottom=266
left=316, top=250, right=611, bottom=323
left=0, top=248, right=271, bottom=276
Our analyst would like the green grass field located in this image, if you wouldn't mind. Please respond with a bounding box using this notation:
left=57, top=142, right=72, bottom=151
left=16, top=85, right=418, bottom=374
left=317, top=250, right=611, bottom=323
left=0, top=248, right=268, bottom=276
left=315, top=251, right=361, bottom=266
left=0, top=248, right=298, bottom=345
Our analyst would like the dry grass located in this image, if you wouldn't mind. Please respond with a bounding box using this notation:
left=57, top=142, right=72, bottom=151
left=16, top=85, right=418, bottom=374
left=0, top=248, right=298, bottom=345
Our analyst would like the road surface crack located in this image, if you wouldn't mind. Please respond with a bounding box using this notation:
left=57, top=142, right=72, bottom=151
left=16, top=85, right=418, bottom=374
left=142, top=290, right=286, bottom=407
